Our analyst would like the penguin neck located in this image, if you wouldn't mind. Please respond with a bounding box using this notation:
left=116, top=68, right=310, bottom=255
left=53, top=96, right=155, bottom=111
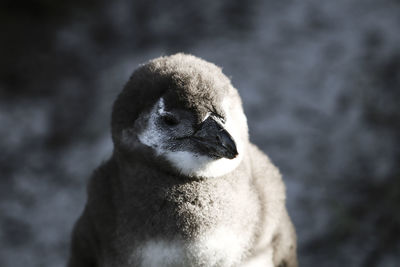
left=112, top=148, right=257, bottom=241
left=113, top=146, right=252, bottom=197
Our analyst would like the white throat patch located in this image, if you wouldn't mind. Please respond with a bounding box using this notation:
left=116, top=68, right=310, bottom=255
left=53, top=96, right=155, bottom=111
left=164, top=151, right=242, bottom=178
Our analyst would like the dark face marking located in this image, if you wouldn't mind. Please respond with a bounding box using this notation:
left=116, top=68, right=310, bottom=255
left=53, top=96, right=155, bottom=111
left=160, top=113, right=237, bottom=159
left=137, top=97, right=238, bottom=161
left=161, top=113, right=180, bottom=126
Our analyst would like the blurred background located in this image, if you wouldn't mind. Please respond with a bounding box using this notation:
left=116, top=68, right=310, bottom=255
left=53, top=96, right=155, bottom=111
left=1, top=0, right=399, bottom=266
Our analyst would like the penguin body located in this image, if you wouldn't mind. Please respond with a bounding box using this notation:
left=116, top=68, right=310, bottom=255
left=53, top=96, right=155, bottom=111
left=68, top=54, right=297, bottom=267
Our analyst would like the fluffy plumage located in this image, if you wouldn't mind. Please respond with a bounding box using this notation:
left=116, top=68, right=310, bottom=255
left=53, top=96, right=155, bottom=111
left=67, top=53, right=297, bottom=267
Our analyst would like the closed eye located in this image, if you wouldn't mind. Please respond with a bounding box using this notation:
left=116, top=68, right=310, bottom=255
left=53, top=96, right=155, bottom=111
left=161, top=113, right=180, bottom=126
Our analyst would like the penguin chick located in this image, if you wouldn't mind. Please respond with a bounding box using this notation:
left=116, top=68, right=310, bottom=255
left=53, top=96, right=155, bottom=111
left=67, top=53, right=298, bottom=267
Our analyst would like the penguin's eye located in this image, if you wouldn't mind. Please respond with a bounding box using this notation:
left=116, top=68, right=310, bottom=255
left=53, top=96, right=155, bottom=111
left=161, top=113, right=180, bottom=126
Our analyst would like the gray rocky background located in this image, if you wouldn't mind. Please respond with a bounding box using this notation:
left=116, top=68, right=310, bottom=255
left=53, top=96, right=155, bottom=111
left=1, top=0, right=399, bottom=266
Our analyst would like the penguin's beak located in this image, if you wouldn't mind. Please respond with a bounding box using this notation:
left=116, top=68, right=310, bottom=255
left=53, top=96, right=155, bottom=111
left=191, top=116, right=238, bottom=159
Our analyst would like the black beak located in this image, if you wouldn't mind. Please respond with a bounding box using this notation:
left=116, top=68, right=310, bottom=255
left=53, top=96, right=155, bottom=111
left=191, top=116, right=238, bottom=159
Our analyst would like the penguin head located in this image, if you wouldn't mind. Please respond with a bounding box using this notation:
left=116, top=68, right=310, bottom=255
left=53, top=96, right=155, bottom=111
left=112, top=53, right=248, bottom=178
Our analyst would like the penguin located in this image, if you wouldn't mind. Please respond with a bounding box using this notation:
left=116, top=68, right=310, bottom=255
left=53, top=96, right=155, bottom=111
left=67, top=53, right=298, bottom=267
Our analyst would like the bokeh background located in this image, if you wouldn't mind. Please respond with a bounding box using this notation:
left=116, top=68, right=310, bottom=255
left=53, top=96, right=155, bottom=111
left=1, top=0, right=400, bottom=266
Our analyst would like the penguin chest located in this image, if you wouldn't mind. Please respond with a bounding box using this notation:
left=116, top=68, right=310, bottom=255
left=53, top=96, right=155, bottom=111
left=133, top=226, right=249, bottom=267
